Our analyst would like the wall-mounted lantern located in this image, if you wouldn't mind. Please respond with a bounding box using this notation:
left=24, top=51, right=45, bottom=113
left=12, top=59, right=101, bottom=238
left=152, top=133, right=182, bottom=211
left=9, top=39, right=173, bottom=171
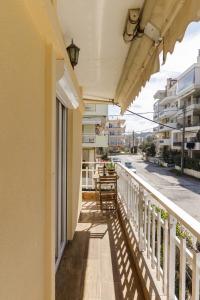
left=66, top=39, right=80, bottom=69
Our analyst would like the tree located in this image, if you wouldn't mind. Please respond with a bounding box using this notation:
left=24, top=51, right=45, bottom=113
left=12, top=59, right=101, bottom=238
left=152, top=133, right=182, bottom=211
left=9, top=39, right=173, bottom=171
left=146, top=143, right=156, bottom=157
left=140, top=141, right=156, bottom=157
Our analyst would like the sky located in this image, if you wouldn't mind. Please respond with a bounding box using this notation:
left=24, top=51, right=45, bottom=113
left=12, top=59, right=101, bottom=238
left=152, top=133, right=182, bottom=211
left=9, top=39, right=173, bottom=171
left=108, top=21, right=200, bottom=134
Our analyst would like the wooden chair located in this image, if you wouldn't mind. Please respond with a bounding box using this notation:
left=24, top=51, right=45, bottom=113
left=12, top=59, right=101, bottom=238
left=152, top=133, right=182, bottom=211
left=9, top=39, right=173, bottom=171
left=97, top=166, right=104, bottom=176
left=98, top=175, right=118, bottom=211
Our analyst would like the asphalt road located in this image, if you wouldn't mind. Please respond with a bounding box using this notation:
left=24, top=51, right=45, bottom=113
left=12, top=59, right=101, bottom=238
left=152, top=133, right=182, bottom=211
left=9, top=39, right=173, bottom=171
left=112, top=154, right=200, bottom=222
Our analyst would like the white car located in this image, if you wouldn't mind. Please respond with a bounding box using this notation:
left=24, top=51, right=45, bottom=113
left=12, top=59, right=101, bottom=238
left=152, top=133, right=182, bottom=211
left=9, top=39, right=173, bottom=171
left=124, top=162, right=136, bottom=173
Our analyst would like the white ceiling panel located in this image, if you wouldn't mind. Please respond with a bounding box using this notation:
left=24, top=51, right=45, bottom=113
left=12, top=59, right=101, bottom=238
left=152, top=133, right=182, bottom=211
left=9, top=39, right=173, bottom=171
left=57, top=0, right=144, bottom=100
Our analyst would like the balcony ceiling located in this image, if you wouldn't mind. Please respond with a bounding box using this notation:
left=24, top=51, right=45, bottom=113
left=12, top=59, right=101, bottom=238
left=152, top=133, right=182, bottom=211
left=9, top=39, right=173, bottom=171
left=57, top=0, right=200, bottom=112
left=57, top=0, right=144, bottom=101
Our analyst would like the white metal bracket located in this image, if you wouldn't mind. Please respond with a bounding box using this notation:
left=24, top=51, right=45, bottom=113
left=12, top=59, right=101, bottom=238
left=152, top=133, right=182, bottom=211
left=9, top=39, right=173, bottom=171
left=144, top=22, right=162, bottom=43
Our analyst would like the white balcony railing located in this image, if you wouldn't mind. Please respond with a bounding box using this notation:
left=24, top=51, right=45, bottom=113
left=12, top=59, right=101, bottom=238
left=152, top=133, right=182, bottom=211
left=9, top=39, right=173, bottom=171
left=158, top=122, right=177, bottom=132
left=159, top=108, right=177, bottom=118
left=82, top=162, right=200, bottom=299
left=82, top=162, right=104, bottom=189
left=159, top=138, right=171, bottom=146
left=82, top=134, right=96, bottom=143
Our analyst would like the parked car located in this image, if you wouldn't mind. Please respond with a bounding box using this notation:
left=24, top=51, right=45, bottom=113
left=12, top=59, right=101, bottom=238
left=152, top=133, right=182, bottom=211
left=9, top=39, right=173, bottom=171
left=124, top=161, right=136, bottom=173
left=112, top=157, right=121, bottom=163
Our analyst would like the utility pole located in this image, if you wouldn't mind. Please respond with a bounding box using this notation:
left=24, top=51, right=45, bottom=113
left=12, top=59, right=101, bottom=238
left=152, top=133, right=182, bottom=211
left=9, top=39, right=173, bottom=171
left=181, top=105, right=186, bottom=175
left=132, top=131, right=135, bottom=146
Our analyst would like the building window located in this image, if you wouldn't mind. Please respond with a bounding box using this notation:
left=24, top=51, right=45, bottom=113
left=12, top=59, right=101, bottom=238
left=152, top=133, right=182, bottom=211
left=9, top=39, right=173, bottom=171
left=177, top=68, right=195, bottom=93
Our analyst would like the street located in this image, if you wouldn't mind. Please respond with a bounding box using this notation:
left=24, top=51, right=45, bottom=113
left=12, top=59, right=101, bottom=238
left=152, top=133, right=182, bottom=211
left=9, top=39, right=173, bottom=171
left=113, top=154, right=200, bottom=222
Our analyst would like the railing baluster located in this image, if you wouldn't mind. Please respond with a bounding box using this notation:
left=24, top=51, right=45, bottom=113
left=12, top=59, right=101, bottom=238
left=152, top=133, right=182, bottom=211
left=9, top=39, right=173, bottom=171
left=192, top=251, right=200, bottom=300
left=133, top=185, right=137, bottom=227
left=179, top=238, right=186, bottom=300
left=168, top=216, right=177, bottom=300
left=86, top=166, right=88, bottom=189
left=156, top=211, right=161, bottom=281
left=130, top=181, right=134, bottom=222
left=136, top=186, right=140, bottom=231
left=147, top=200, right=151, bottom=259
left=127, top=179, right=131, bottom=219
left=151, top=206, right=156, bottom=269
left=91, top=166, right=94, bottom=189
left=139, top=186, right=145, bottom=251
left=163, top=218, right=168, bottom=295
left=143, top=195, right=148, bottom=251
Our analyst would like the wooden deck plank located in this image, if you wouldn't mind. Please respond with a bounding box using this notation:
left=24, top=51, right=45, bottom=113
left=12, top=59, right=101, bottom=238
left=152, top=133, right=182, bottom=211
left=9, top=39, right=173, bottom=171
left=56, top=200, right=145, bottom=300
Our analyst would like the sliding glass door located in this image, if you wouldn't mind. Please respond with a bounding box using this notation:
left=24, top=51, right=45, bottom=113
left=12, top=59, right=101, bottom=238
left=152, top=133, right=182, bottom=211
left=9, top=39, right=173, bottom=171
left=55, top=98, right=67, bottom=271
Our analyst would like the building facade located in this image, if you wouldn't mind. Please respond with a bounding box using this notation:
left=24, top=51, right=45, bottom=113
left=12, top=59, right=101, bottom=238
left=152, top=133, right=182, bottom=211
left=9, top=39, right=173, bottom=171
left=153, top=53, right=200, bottom=158
left=153, top=78, right=178, bottom=155
left=107, top=119, right=126, bottom=153
left=171, top=53, right=200, bottom=158
left=82, top=103, right=108, bottom=161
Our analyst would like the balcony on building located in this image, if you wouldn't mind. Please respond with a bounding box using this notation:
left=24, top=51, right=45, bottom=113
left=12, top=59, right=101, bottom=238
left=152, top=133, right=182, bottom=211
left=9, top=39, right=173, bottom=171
left=159, top=138, right=171, bottom=146
left=82, top=133, right=108, bottom=148
left=172, top=140, right=200, bottom=151
left=176, top=53, right=200, bottom=98
left=157, top=122, right=177, bottom=132
left=84, top=103, right=108, bottom=116
left=57, top=162, right=200, bottom=300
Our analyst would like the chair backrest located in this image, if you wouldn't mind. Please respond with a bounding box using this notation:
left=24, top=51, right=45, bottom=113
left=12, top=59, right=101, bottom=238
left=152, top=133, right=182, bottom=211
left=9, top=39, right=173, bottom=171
left=99, top=175, right=117, bottom=184
left=98, top=166, right=104, bottom=175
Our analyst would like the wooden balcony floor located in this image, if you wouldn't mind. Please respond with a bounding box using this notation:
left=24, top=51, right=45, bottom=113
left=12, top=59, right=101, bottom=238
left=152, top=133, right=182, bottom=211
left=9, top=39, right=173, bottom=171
left=56, top=200, right=145, bottom=300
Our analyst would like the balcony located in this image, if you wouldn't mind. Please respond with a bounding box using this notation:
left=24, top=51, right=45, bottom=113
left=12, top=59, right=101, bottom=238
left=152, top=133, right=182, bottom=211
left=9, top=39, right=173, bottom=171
left=173, top=141, right=182, bottom=148
left=56, top=198, right=145, bottom=300
left=176, top=65, right=200, bottom=96
left=84, top=104, right=108, bottom=116
left=158, top=122, right=177, bottom=132
left=159, top=108, right=177, bottom=118
left=177, top=122, right=200, bottom=130
left=173, top=141, right=200, bottom=150
left=82, top=117, right=102, bottom=125
left=82, top=134, right=96, bottom=144
left=186, top=103, right=200, bottom=112
left=82, top=134, right=108, bottom=148
left=79, top=163, right=200, bottom=299
left=159, top=138, right=171, bottom=146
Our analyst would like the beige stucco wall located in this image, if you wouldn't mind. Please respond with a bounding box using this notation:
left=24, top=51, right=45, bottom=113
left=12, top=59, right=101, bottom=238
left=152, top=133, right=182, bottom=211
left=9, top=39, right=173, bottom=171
left=67, top=108, right=83, bottom=240
left=0, top=1, right=83, bottom=300
left=83, top=124, right=95, bottom=134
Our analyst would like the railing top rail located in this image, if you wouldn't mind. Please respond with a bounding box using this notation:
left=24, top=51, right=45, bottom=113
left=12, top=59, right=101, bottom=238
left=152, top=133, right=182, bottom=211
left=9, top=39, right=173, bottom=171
left=117, top=163, right=200, bottom=240
left=82, top=161, right=105, bottom=164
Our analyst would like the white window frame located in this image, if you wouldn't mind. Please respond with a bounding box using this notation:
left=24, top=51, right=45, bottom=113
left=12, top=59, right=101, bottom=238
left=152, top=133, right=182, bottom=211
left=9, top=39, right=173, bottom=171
left=55, top=99, right=67, bottom=272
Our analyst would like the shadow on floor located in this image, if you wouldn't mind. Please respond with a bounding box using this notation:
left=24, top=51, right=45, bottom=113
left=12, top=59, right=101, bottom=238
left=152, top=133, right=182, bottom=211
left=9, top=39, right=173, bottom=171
left=56, top=200, right=145, bottom=300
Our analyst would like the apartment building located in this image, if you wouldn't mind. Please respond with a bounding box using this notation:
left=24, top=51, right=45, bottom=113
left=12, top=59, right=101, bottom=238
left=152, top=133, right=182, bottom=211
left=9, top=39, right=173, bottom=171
left=153, top=53, right=200, bottom=158
left=107, top=119, right=126, bottom=153
left=171, top=52, right=200, bottom=158
left=82, top=103, right=108, bottom=161
left=153, top=79, right=178, bottom=154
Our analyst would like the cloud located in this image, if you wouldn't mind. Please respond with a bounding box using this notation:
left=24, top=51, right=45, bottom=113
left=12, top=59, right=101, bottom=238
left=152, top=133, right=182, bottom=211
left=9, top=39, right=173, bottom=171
left=132, top=103, right=142, bottom=109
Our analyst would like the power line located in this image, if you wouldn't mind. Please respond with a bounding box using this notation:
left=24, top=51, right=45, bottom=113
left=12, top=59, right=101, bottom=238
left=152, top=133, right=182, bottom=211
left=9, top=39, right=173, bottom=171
left=115, top=104, right=199, bottom=134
